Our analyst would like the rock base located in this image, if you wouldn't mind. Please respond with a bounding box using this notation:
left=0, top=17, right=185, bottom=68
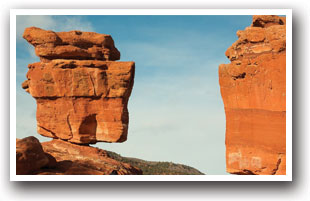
left=16, top=136, right=142, bottom=175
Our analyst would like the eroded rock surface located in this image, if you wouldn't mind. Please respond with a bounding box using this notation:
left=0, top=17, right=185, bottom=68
left=16, top=136, right=51, bottom=175
left=219, top=15, right=286, bottom=175
left=16, top=136, right=142, bottom=175
left=23, top=27, right=120, bottom=61
left=22, top=27, right=135, bottom=144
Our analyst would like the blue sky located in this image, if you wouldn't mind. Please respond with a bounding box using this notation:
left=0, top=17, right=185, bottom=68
left=16, top=15, right=252, bottom=175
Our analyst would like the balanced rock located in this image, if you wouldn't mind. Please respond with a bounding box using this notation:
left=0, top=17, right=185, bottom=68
left=23, top=27, right=135, bottom=144
left=219, top=15, right=286, bottom=175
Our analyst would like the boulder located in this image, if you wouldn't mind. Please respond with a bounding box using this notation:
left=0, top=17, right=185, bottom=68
left=16, top=136, right=50, bottom=175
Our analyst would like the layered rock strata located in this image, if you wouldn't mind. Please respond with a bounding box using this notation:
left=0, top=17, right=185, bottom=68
left=219, top=15, right=286, bottom=175
left=16, top=136, right=142, bottom=175
left=22, top=27, right=135, bottom=144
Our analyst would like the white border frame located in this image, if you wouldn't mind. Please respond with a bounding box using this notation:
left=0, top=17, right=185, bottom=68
left=10, top=9, right=292, bottom=181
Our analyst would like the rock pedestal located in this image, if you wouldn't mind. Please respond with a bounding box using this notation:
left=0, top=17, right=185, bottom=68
left=22, top=27, right=135, bottom=144
left=219, top=15, right=286, bottom=175
left=16, top=136, right=142, bottom=175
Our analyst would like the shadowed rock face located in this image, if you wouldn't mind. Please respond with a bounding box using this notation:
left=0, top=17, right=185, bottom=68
left=219, top=15, right=286, bottom=175
left=22, top=27, right=135, bottom=144
left=16, top=136, right=50, bottom=175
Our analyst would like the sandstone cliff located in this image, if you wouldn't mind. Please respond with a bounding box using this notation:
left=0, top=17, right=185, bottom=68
left=219, top=15, right=286, bottom=175
left=22, top=27, right=135, bottom=144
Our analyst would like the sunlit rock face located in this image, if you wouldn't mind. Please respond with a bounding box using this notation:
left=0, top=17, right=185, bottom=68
left=219, top=15, right=286, bottom=175
left=22, top=27, right=135, bottom=144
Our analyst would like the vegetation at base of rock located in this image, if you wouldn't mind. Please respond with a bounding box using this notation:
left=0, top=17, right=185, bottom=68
left=106, top=150, right=204, bottom=175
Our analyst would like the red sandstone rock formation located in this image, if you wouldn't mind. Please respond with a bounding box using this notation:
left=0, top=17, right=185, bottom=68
left=219, top=15, right=286, bottom=175
left=23, top=27, right=120, bottom=61
left=16, top=136, right=142, bottom=175
left=22, top=27, right=135, bottom=144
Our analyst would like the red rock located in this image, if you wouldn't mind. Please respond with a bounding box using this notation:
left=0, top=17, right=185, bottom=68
left=16, top=136, right=142, bottom=175
left=16, top=136, right=50, bottom=175
left=219, top=15, right=286, bottom=175
left=20, top=28, right=140, bottom=175
left=22, top=28, right=135, bottom=144
left=23, top=27, right=120, bottom=61
left=252, top=15, right=286, bottom=28
left=38, top=139, right=142, bottom=175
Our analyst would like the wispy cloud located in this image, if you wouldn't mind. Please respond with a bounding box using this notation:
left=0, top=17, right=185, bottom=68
left=118, top=26, right=230, bottom=71
left=16, top=16, right=56, bottom=40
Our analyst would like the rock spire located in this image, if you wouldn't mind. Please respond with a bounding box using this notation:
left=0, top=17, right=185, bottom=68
left=219, top=15, right=286, bottom=175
